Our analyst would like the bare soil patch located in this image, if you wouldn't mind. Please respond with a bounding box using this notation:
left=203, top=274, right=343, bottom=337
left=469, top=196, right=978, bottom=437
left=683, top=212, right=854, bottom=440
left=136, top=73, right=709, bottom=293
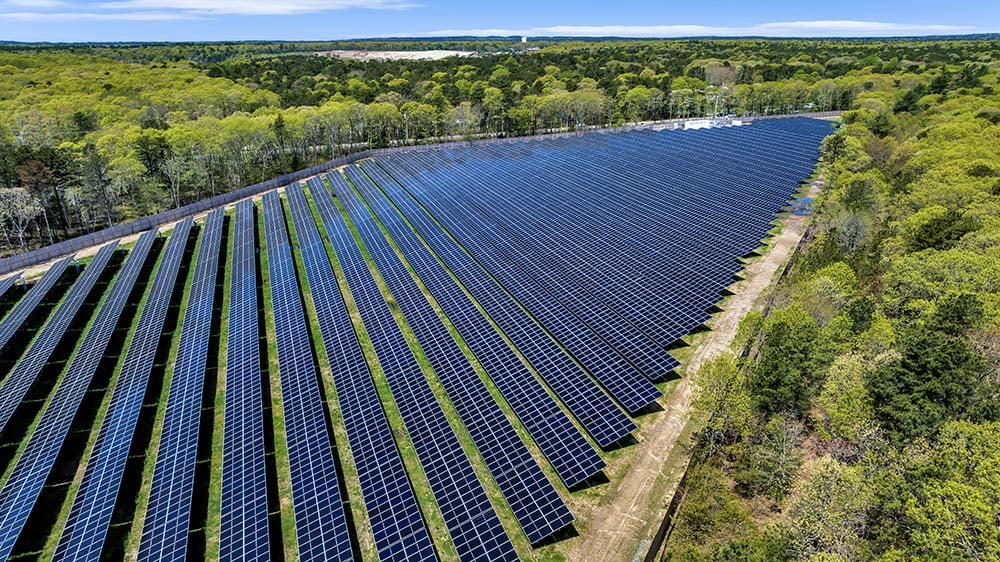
left=316, top=50, right=474, bottom=61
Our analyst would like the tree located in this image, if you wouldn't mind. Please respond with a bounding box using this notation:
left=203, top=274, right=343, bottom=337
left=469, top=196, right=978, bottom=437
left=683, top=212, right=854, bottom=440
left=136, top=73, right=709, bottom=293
left=692, top=354, right=754, bottom=457
left=731, top=415, right=803, bottom=500
left=750, top=304, right=820, bottom=416
left=813, top=355, right=875, bottom=442
left=868, top=327, right=988, bottom=442
left=895, top=422, right=1000, bottom=560
left=0, top=188, right=42, bottom=250
left=786, top=456, right=870, bottom=560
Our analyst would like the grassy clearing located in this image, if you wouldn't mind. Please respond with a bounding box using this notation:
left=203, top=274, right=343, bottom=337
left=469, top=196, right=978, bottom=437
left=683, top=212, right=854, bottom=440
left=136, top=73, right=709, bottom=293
left=348, top=193, right=540, bottom=559
left=0, top=253, right=122, bottom=488
left=330, top=192, right=460, bottom=562
left=352, top=166, right=600, bottom=458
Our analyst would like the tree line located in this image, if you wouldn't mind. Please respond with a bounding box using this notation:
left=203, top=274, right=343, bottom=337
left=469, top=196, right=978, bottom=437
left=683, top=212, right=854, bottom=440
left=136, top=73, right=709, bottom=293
left=662, top=49, right=1000, bottom=561
left=0, top=38, right=994, bottom=256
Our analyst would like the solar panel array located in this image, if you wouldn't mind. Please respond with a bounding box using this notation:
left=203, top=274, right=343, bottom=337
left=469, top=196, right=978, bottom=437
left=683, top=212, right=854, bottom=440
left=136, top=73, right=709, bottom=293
left=139, top=209, right=224, bottom=561
left=0, top=255, right=72, bottom=354
left=362, top=160, right=662, bottom=414
left=55, top=219, right=192, bottom=562
left=329, top=168, right=604, bottom=490
left=288, top=181, right=438, bottom=561
left=344, top=165, right=636, bottom=449
left=0, top=230, right=156, bottom=561
left=317, top=175, right=518, bottom=561
left=220, top=200, right=271, bottom=562
left=261, top=191, right=354, bottom=562
left=315, top=176, right=574, bottom=545
left=373, top=117, right=832, bottom=371
left=0, top=118, right=831, bottom=561
left=0, top=242, right=117, bottom=436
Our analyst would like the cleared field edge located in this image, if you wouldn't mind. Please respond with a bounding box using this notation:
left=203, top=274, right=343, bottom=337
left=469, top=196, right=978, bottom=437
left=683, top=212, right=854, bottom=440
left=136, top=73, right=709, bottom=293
left=560, top=166, right=827, bottom=562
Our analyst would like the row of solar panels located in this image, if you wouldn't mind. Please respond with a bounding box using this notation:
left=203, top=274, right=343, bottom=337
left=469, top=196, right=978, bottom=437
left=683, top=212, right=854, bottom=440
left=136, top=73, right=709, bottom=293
left=0, top=117, right=831, bottom=561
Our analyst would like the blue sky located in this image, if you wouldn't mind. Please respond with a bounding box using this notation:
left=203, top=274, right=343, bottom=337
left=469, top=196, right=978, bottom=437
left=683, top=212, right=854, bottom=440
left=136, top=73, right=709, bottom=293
left=0, top=0, right=997, bottom=43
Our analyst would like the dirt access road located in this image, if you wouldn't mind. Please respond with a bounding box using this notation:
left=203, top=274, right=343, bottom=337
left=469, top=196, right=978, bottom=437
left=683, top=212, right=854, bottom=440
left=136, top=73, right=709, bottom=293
left=570, top=181, right=822, bottom=562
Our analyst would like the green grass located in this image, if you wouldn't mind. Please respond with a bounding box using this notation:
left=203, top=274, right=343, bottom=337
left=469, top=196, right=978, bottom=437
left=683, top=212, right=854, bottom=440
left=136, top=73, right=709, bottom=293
left=329, top=192, right=460, bottom=562
left=283, top=192, right=379, bottom=562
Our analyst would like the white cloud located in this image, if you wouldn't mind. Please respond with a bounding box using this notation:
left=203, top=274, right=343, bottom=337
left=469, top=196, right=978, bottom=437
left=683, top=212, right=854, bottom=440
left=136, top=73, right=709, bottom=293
left=0, top=8, right=194, bottom=19
left=93, top=0, right=421, bottom=15
left=0, top=0, right=421, bottom=22
left=420, top=20, right=978, bottom=38
left=1, top=0, right=69, bottom=7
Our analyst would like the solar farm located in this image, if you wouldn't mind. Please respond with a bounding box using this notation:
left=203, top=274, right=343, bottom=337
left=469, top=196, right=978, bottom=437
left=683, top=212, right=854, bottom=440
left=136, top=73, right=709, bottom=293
left=0, top=117, right=832, bottom=561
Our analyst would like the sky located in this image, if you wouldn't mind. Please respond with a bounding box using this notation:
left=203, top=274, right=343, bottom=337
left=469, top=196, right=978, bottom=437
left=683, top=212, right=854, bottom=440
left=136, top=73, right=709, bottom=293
left=0, top=0, right=997, bottom=43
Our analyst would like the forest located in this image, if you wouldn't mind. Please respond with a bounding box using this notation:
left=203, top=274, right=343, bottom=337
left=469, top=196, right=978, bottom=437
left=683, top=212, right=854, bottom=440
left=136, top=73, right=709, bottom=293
left=663, top=48, right=1000, bottom=561
left=0, top=37, right=996, bottom=255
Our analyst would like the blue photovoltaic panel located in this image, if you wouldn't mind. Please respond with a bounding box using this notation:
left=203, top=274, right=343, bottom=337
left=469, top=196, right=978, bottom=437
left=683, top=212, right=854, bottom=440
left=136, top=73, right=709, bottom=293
left=139, top=209, right=225, bottom=562
left=0, top=256, right=73, bottom=354
left=0, top=231, right=157, bottom=561
left=313, top=178, right=517, bottom=562
left=219, top=200, right=270, bottom=562
left=344, top=165, right=634, bottom=448
left=0, top=242, right=117, bottom=435
left=0, top=273, right=19, bottom=303
left=288, top=181, right=437, bottom=562
left=373, top=118, right=832, bottom=371
left=54, top=220, right=193, bottom=562
left=324, top=171, right=603, bottom=489
left=261, top=191, right=354, bottom=562
left=309, top=177, right=573, bottom=545
left=366, top=153, right=679, bottom=381
left=360, top=160, right=661, bottom=414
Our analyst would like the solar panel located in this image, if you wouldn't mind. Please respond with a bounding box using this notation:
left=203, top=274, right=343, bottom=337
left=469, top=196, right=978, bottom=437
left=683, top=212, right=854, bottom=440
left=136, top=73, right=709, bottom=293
left=0, top=231, right=157, bottom=561
left=359, top=159, right=662, bottom=415
left=54, top=219, right=193, bottom=562
left=312, top=177, right=517, bottom=561
left=0, top=242, right=117, bottom=436
left=260, top=191, right=354, bottom=562
left=0, top=256, right=73, bottom=354
left=365, top=155, right=679, bottom=381
left=139, top=209, right=225, bottom=561
left=219, top=200, right=270, bottom=562
left=0, top=273, right=20, bottom=304
left=324, top=171, right=603, bottom=489
left=374, top=118, right=831, bottom=363
left=343, top=165, right=635, bottom=449
left=308, top=177, right=574, bottom=545
left=287, top=180, right=437, bottom=561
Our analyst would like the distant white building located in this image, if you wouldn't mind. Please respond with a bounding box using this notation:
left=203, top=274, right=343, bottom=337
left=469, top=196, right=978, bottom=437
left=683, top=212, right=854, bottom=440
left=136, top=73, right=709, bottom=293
left=683, top=119, right=715, bottom=130
left=521, top=36, right=528, bottom=43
